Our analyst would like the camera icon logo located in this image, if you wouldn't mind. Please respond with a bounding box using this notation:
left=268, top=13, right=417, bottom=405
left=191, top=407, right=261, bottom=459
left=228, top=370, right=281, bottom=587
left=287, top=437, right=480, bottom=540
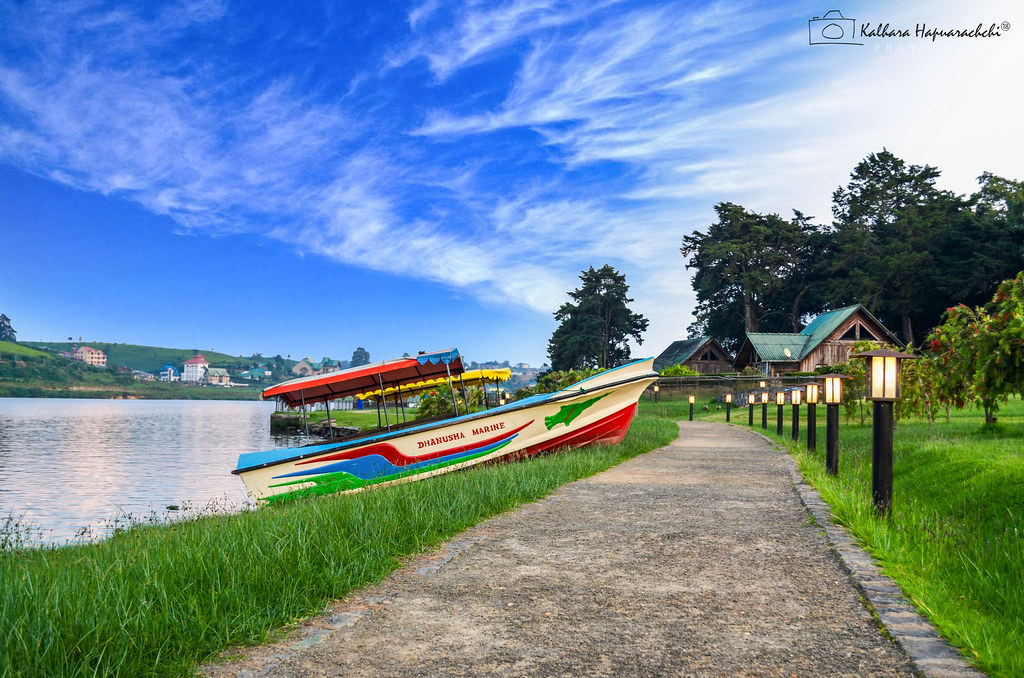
left=809, top=9, right=863, bottom=45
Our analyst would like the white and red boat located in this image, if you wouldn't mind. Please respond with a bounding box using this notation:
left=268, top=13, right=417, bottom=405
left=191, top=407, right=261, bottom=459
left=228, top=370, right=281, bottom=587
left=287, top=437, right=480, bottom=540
left=233, top=350, right=656, bottom=504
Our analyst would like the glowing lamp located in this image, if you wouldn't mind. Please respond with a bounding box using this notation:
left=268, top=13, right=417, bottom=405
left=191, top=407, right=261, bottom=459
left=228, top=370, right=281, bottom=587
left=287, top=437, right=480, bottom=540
left=853, top=349, right=917, bottom=402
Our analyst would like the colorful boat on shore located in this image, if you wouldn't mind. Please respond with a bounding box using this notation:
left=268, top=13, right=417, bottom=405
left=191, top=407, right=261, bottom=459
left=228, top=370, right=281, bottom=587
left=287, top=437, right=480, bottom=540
left=233, top=349, right=656, bottom=504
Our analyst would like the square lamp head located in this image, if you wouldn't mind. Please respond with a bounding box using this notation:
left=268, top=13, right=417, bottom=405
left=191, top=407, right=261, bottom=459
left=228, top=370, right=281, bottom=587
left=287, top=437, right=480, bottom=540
left=820, top=373, right=852, bottom=405
left=852, top=349, right=917, bottom=402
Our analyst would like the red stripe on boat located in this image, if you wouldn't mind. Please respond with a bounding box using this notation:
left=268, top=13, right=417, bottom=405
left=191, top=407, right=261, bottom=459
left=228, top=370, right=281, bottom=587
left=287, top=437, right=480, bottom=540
left=296, top=420, right=535, bottom=467
left=523, top=403, right=638, bottom=456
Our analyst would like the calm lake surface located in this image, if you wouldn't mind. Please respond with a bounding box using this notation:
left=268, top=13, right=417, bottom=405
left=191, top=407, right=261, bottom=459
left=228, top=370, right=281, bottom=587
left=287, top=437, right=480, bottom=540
left=0, top=398, right=301, bottom=545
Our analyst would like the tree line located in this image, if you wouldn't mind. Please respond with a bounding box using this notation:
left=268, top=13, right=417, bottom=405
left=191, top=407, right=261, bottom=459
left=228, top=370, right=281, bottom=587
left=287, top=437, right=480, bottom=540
left=681, top=149, right=1024, bottom=352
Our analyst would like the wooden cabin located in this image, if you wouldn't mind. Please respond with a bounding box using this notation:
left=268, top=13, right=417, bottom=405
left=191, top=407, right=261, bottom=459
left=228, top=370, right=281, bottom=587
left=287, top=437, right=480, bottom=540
left=654, top=336, right=734, bottom=374
left=733, top=305, right=900, bottom=376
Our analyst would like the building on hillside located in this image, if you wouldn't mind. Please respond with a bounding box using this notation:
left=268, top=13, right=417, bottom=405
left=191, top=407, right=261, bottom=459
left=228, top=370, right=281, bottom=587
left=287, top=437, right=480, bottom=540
left=206, top=367, right=231, bottom=385
left=159, top=362, right=181, bottom=382
left=241, top=367, right=271, bottom=382
left=733, top=305, right=900, bottom=377
left=291, top=356, right=343, bottom=377
left=71, top=345, right=107, bottom=368
left=654, top=337, right=734, bottom=374
left=133, top=370, right=156, bottom=381
left=182, top=354, right=209, bottom=382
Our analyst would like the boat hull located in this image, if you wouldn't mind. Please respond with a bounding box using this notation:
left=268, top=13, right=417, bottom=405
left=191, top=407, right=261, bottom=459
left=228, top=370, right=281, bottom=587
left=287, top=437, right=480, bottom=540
left=234, top=358, right=657, bottom=504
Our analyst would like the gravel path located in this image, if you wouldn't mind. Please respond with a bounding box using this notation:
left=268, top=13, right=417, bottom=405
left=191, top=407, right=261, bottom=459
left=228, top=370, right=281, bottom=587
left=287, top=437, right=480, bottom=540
left=202, top=422, right=958, bottom=677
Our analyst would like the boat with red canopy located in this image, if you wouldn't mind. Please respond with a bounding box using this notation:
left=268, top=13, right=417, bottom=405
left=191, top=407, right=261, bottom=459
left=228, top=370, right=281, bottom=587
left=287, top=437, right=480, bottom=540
left=234, top=349, right=656, bottom=504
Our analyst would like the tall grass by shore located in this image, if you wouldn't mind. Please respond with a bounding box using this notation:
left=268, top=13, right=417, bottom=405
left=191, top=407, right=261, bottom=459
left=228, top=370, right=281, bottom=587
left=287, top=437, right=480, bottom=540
left=1, top=414, right=678, bottom=677
left=670, top=392, right=1023, bottom=678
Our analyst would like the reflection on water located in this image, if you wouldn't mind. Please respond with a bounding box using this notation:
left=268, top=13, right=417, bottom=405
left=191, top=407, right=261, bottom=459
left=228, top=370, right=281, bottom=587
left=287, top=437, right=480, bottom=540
left=0, top=398, right=303, bottom=545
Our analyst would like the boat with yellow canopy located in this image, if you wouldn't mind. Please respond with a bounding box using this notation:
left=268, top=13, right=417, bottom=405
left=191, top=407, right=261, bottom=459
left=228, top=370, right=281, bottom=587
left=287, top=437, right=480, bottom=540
left=234, top=349, right=656, bottom=504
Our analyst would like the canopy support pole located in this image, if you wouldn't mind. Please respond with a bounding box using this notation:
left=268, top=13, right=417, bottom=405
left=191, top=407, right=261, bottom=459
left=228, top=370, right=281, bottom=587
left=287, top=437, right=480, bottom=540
left=445, top=362, right=460, bottom=416
left=458, top=374, right=470, bottom=413
left=324, top=397, right=332, bottom=438
left=300, top=390, right=309, bottom=438
left=397, top=384, right=407, bottom=423
left=378, top=374, right=391, bottom=430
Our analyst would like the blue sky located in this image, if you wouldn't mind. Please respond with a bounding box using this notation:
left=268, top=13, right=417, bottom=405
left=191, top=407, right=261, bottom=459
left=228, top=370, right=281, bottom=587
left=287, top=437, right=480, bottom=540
left=1, top=1, right=1020, bottom=368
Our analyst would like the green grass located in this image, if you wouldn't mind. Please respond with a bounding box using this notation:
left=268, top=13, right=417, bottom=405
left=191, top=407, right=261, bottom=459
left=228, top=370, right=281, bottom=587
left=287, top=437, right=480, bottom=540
left=1, top=413, right=677, bottom=677
left=700, top=393, right=1024, bottom=678
left=0, top=341, right=51, bottom=359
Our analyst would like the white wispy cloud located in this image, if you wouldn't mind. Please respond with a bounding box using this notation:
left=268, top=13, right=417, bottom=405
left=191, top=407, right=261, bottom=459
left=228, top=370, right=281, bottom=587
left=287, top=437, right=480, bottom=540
left=2, top=0, right=1021, bottom=360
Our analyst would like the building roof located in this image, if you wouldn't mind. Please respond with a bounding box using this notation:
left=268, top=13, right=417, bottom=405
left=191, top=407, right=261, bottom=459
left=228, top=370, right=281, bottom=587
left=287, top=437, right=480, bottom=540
left=207, top=367, right=229, bottom=376
left=741, top=333, right=808, bottom=362
left=184, top=354, right=208, bottom=365
left=654, top=337, right=728, bottom=371
left=740, top=305, right=899, bottom=365
left=798, top=304, right=859, bottom=349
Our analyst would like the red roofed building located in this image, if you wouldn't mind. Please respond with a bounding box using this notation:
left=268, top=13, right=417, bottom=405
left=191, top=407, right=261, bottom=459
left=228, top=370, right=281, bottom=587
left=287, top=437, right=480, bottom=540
left=72, top=345, right=107, bottom=368
left=182, top=354, right=209, bottom=383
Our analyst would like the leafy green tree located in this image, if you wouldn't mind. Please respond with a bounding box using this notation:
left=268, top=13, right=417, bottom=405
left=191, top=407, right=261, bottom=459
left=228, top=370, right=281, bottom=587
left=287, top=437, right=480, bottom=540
left=937, top=172, right=1024, bottom=310
left=351, top=347, right=370, bottom=367
left=513, top=368, right=601, bottom=399
left=829, top=149, right=969, bottom=346
left=0, top=314, right=16, bottom=342
left=681, top=203, right=828, bottom=352
left=925, top=273, right=1024, bottom=424
left=548, top=265, right=648, bottom=370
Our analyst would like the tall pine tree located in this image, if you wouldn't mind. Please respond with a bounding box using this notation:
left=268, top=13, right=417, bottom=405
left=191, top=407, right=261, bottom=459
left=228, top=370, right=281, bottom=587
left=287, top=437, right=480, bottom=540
left=548, top=265, right=648, bottom=370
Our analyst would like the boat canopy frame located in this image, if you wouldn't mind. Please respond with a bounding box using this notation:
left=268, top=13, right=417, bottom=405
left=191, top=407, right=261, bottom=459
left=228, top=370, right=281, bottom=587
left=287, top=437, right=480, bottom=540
left=261, top=349, right=464, bottom=409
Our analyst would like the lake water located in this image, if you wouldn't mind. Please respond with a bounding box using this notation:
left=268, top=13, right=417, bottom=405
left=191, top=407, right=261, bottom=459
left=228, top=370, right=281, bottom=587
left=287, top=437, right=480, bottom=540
left=0, top=398, right=302, bottom=545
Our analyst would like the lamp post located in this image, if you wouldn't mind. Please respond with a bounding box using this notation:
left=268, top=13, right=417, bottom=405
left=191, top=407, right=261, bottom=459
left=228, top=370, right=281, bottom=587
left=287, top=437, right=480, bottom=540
left=853, top=349, right=917, bottom=515
left=790, top=387, right=802, bottom=441
left=725, top=393, right=733, bottom=422
left=805, top=383, right=820, bottom=451
left=747, top=393, right=755, bottom=426
left=760, top=391, right=768, bottom=429
left=821, top=374, right=849, bottom=476
left=652, top=383, right=660, bottom=403
left=775, top=390, right=785, bottom=434
left=688, top=394, right=695, bottom=421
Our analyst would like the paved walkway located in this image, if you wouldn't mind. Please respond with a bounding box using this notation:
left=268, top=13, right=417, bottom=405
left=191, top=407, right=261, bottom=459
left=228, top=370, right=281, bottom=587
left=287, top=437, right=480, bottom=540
left=203, top=422, right=981, bottom=677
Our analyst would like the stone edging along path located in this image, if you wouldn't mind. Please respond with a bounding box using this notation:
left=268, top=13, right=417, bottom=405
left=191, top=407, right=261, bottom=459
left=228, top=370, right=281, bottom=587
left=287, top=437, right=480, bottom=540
left=751, top=428, right=986, bottom=678
left=203, top=422, right=986, bottom=677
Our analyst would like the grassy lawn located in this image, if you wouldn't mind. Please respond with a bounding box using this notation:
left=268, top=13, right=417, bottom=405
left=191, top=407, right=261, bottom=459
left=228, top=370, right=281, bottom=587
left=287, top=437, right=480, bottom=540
left=1, top=413, right=678, bottom=677
left=653, top=390, right=1024, bottom=678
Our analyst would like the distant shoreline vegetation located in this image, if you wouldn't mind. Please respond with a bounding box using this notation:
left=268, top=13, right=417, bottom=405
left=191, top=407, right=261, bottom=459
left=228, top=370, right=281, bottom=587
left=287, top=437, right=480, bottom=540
left=0, top=340, right=268, bottom=400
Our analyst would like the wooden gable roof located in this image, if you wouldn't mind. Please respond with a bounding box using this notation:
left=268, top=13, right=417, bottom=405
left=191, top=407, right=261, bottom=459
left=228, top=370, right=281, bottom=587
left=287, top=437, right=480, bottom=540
left=734, top=305, right=900, bottom=371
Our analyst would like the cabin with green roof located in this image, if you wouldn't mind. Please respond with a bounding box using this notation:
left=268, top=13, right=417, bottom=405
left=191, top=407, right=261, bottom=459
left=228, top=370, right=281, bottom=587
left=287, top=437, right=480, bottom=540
left=654, top=336, right=733, bottom=373
left=733, top=305, right=900, bottom=376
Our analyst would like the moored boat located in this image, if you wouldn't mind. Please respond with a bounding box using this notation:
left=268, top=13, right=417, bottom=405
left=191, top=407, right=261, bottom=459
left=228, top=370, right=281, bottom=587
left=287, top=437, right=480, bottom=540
left=233, top=350, right=656, bottom=503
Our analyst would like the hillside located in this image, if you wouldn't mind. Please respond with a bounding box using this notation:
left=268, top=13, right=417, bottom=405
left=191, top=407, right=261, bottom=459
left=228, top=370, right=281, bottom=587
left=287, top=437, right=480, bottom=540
left=23, top=342, right=294, bottom=373
left=0, top=341, right=52, bottom=359
left=0, top=344, right=263, bottom=400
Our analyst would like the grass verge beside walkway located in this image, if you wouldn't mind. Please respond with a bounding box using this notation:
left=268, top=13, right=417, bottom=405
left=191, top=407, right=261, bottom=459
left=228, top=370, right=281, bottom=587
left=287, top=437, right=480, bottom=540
left=665, top=393, right=1023, bottom=678
left=1, top=414, right=678, bottom=677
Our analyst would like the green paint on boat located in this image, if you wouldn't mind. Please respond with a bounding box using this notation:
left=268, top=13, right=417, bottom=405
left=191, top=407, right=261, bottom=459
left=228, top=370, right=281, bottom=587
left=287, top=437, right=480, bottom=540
left=264, top=440, right=514, bottom=504
left=544, top=394, right=607, bottom=430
